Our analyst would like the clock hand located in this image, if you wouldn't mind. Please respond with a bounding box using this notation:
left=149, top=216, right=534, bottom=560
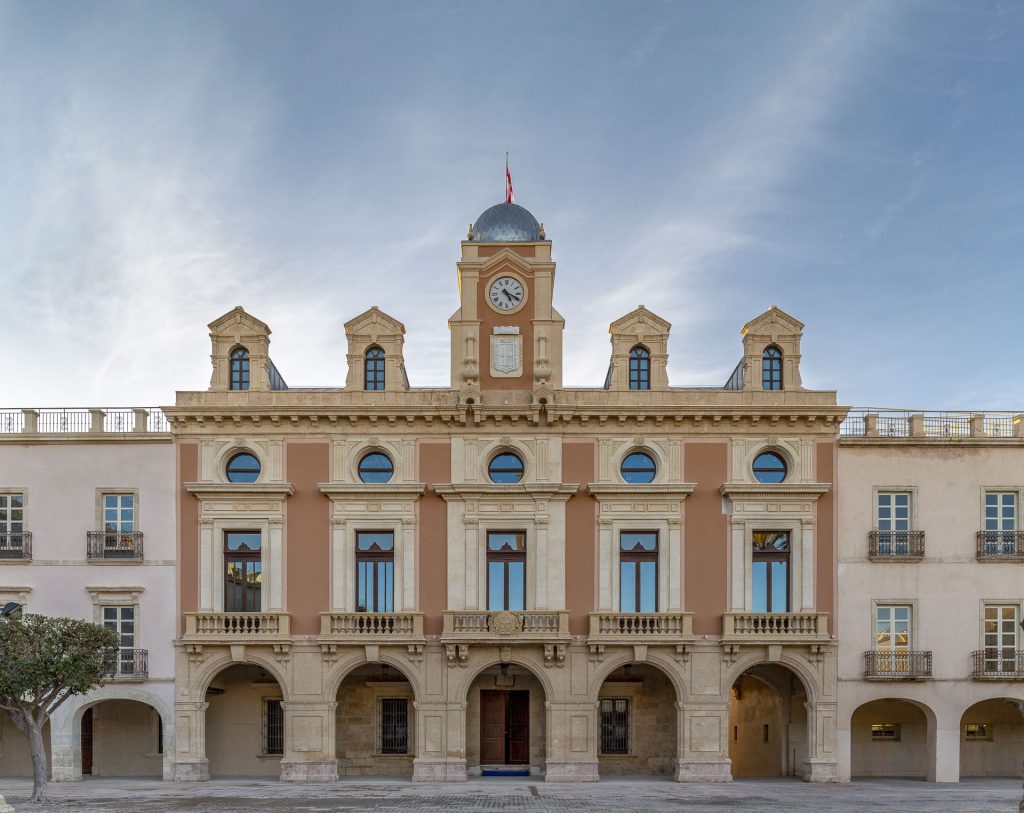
left=503, top=290, right=514, bottom=303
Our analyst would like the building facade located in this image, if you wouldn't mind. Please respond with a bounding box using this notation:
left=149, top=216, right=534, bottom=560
left=0, top=408, right=176, bottom=781
left=166, top=201, right=845, bottom=783
left=837, top=410, right=1024, bottom=782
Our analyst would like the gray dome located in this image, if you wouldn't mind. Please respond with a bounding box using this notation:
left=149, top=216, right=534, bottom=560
left=471, top=202, right=542, bottom=242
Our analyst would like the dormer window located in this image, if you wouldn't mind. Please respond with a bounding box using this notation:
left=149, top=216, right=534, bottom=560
left=230, top=348, right=250, bottom=391
left=365, top=347, right=385, bottom=391
left=762, top=346, right=782, bottom=391
left=629, top=346, right=650, bottom=391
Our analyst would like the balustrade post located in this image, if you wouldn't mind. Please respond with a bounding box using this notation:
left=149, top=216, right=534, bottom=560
left=22, top=408, right=38, bottom=433
left=970, top=412, right=986, bottom=438
left=909, top=413, right=924, bottom=437
left=89, top=408, right=105, bottom=433
left=864, top=413, right=878, bottom=437
left=133, top=408, right=150, bottom=432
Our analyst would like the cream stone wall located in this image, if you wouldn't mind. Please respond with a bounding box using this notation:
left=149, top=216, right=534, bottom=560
left=205, top=665, right=283, bottom=778
left=336, top=665, right=415, bottom=777
left=0, top=718, right=50, bottom=778
left=89, top=700, right=163, bottom=777
left=597, top=665, right=677, bottom=776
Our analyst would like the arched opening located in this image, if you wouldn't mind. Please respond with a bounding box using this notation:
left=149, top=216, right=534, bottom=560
left=364, top=346, right=385, bottom=391
left=229, top=347, right=250, bottom=391
left=466, top=663, right=547, bottom=777
left=205, top=663, right=284, bottom=778
left=78, top=700, right=163, bottom=777
left=628, top=346, right=650, bottom=391
left=960, top=698, right=1024, bottom=779
left=336, top=663, right=415, bottom=779
left=0, top=716, right=50, bottom=778
left=850, top=698, right=931, bottom=779
left=597, top=662, right=677, bottom=778
left=728, top=664, right=808, bottom=778
left=762, top=346, right=782, bottom=391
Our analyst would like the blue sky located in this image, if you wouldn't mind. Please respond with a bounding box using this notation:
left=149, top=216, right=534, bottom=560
left=1, top=1, right=1022, bottom=409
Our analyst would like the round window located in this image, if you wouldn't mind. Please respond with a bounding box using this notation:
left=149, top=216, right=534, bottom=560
left=620, top=451, right=657, bottom=484
left=488, top=452, right=525, bottom=484
left=358, top=452, right=394, bottom=484
left=752, top=451, right=787, bottom=484
left=226, top=452, right=261, bottom=483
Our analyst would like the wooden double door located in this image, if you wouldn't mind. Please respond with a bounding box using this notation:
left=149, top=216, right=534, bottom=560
left=480, top=690, right=530, bottom=765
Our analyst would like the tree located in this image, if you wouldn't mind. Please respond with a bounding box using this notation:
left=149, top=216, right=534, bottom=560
left=0, top=614, right=118, bottom=802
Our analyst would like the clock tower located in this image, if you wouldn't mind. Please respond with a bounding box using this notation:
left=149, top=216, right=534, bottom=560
left=449, top=201, right=564, bottom=409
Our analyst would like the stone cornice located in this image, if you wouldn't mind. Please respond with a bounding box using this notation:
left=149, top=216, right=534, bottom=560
left=0, top=433, right=171, bottom=446
left=434, top=483, right=579, bottom=501
left=184, top=482, right=295, bottom=498
left=587, top=483, right=697, bottom=500
left=318, top=483, right=427, bottom=498
left=719, top=482, right=831, bottom=499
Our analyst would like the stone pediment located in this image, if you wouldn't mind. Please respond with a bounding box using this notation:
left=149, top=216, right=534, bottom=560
left=208, top=306, right=270, bottom=336
left=344, top=306, right=406, bottom=336
left=609, top=305, right=671, bottom=336
left=741, top=306, right=804, bottom=336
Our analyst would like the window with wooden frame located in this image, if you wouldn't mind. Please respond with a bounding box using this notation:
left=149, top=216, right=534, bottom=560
left=619, top=531, right=658, bottom=613
left=356, top=531, right=394, bottom=613
left=751, top=531, right=790, bottom=612
left=224, top=531, right=262, bottom=612
left=378, top=698, right=409, bottom=754
left=487, top=531, right=526, bottom=611
left=600, top=698, right=630, bottom=755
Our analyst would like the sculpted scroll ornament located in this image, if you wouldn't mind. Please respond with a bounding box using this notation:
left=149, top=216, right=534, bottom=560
left=489, top=611, right=522, bottom=636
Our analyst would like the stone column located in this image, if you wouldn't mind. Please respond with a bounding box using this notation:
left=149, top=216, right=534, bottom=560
left=802, top=700, right=839, bottom=782
left=676, top=700, right=732, bottom=782
left=929, top=722, right=960, bottom=783
left=544, top=701, right=599, bottom=782
left=280, top=701, right=338, bottom=782
left=172, top=701, right=210, bottom=781
left=412, top=701, right=468, bottom=782
left=48, top=703, right=81, bottom=782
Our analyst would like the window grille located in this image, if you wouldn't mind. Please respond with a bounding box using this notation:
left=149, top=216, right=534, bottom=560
left=379, top=698, right=409, bottom=754
left=263, top=698, right=284, bottom=755
left=600, top=698, right=629, bottom=754
left=870, top=723, right=899, bottom=741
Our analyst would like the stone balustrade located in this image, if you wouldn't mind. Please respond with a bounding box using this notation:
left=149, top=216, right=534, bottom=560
left=184, top=612, right=291, bottom=637
left=319, top=612, right=424, bottom=639
left=442, top=610, right=569, bottom=639
left=722, top=612, right=830, bottom=641
left=588, top=612, right=693, bottom=640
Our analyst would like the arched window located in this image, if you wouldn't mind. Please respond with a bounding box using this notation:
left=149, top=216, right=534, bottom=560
left=488, top=452, right=525, bottom=484
left=230, top=347, right=250, bottom=391
left=365, top=347, right=385, bottom=391
left=629, top=346, right=650, bottom=391
left=762, top=346, right=782, bottom=391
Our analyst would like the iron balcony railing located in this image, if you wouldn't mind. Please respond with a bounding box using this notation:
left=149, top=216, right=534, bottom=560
left=0, top=408, right=170, bottom=435
left=841, top=409, right=1022, bottom=439
left=976, top=531, right=1024, bottom=560
left=0, top=531, right=31, bottom=560
left=971, top=650, right=1024, bottom=679
left=864, top=650, right=932, bottom=679
left=106, top=648, right=149, bottom=680
left=868, top=530, right=925, bottom=559
left=87, top=531, right=144, bottom=561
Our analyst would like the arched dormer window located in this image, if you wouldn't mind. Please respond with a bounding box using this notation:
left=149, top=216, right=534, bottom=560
left=230, top=347, right=250, bottom=391
left=629, top=346, right=650, bottom=391
left=364, top=347, right=385, bottom=391
left=762, top=346, right=783, bottom=391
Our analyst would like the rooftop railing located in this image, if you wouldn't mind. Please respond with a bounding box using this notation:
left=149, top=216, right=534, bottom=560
left=0, top=408, right=170, bottom=435
left=841, top=409, right=1022, bottom=439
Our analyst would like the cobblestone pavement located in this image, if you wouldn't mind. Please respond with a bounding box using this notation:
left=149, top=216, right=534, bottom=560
left=0, top=778, right=1020, bottom=813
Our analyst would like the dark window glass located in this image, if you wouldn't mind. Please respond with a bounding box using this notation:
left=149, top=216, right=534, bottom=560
left=620, top=451, right=657, bottom=484
left=365, top=347, right=385, bottom=391
left=487, top=531, right=526, bottom=611
left=356, top=531, right=394, bottom=612
left=488, top=452, right=524, bottom=484
left=600, top=699, right=630, bottom=754
left=752, top=452, right=787, bottom=484
left=230, top=348, right=250, bottom=391
left=263, top=698, right=283, bottom=755
left=380, top=698, right=409, bottom=754
left=629, top=346, right=650, bottom=391
left=226, top=452, right=261, bottom=483
left=224, top=531, right=262, bottom=612
left=752, top=531, right=789, bottom=612
left=620, top=532, right=658, bottom=612
left=358, top=452, right=394, bottom=484
left=762, top=346, right=782, bottom=391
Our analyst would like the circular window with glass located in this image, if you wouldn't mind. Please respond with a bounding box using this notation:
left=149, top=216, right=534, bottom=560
left=620, top=451, right=657, bottom=484
left=488, top=452, right=525, bottom=484
left=752, top=451, right=788, bottom=484
left=225, top=452, right=261, bottom=483
left=358, top=452, right=394, bottom=484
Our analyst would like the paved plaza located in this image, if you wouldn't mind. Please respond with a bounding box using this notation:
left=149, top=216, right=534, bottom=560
left=0, top=778, right=1020, bottom=813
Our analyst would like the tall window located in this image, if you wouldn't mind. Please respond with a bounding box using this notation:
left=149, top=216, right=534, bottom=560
left=983, top=492, right=1018, bottom=554
left=101, top=493, right=135, bottom=556
left=875, top=604, right=911, bottom=673
left=629, top=346, right=650, bottom=391
left=224, top=531, right=262, bottom=612
left=762, top=346, right=782, bottom=390
left=262, top=698, right=283, bottom=755
left=102, top=606, right=136, bottom=676
left=365, top=347, right=385, bottom=391
left=983, top=605, right=1018, bottom=673
left=876, top=492, right=912, bottom=554
left=356, top=531, right=394, bottom=612
left=487, top=531, right=526, bottom=611
left=379, top=698, right=409, bottom=754
left=600, top=699, right=630, bottom=755
left=620, top=532, right=658, bottom=612
left=0, top=494, right=25, bottom=557
left=752, top=531, right=789, bottom=612
left=230, top=347, right=250, bottom=391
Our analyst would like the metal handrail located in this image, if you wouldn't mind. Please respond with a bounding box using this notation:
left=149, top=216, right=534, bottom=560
left=868, top=530, right=925, bottom=558
left=976, top=531, right=1024, bottom=559
left=864, top=650, right=932, bottom=679
left=86, top=531, right=144, bottom=561
left=0, top=531, right=31, bottom=560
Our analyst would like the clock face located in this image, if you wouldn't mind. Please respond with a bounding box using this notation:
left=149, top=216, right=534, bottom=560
left=488, top=275, right=525, bottom=312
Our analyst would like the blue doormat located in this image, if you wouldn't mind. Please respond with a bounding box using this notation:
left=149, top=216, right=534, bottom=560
left=481, top=768, right=530, bottom=777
